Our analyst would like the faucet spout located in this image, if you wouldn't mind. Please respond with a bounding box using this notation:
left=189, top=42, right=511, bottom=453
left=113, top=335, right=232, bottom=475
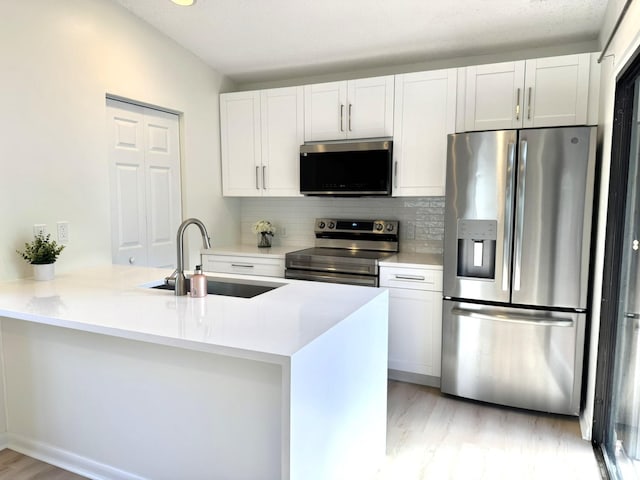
left=175, top=218, right=211, bottom=296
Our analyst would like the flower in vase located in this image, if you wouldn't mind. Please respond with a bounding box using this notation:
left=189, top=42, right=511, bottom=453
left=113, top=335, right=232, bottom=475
left=253, top=220, right=276, bottom=235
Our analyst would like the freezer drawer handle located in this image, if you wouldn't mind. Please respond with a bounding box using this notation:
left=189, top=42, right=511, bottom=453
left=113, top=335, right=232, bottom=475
left=231, top=263, right=255, bottom=268
left=451, top=307, right=574, bottom=327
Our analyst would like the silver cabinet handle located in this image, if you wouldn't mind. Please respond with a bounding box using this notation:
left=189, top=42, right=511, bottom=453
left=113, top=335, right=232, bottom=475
left=348, top=104, right=352, bottom=131
left=262, top=165, right=266, bottom=190
left=394, top=274, right=426, bottom=281
left=513, top=140, right=528, bottom=291
left=255, top=166, right=260, bottom=190
left=527, top=87, right=532, bottom=120
left=231, top=263, right=254, bottom=268
left=503, top=142, right=516, bottom=291
left=451, top=307, right=574, bottom=327
left=515, top=88, right=521, bottom=120
left=340, top=104, right=344, bottom=132
left=394, top=161, right=398, bottom=188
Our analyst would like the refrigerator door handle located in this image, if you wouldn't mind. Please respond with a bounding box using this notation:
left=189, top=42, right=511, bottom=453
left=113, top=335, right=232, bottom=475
left=503, top=142, right=516, bottom=291
left=451, top=307, right=574, bottom=327
left=513, top=139, right=528, bottom=291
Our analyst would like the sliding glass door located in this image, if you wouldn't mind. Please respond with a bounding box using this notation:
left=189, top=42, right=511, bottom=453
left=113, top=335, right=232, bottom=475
left=605, top=72, right=640, bottom=479
left=597, top=49, right=640, bottom=480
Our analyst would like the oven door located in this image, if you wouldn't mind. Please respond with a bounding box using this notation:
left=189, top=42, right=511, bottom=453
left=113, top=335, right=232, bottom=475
left=285, top=269, right=378, bottom=287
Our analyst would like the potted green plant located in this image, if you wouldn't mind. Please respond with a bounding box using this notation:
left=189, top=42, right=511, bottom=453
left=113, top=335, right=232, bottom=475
left=16, top=232, right=65, bottom=280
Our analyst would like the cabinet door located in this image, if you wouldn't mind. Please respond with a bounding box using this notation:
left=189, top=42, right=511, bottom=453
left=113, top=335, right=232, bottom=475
left=464, top=61, right=525, bottom=131
left=387, top=288, right=442, bottom=377
left=260, top=86, right=304, bottom=197
left=220, top=91, right=262, bottom=196
left=346, top=75, right=394, bottom=139
left=304, top=81, right=347, bottom=141
left=392, top=69, right=456, bottom=196
left=523, top=54, right=590, bottom=128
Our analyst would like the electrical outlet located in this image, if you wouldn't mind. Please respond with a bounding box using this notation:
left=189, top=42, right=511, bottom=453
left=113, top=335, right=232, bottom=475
left=279, top=227, right=287, bottom=237
left=57, top=221, right=70, bottom=244
left=33, top=224, right=47, bottom=236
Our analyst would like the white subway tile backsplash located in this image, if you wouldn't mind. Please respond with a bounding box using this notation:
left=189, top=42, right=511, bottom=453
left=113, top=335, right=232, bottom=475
left=240, top=196, right=445, bottom=254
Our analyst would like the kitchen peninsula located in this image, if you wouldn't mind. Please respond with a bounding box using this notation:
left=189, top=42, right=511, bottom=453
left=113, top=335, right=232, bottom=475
left=0, top=266, right=388, bottom=480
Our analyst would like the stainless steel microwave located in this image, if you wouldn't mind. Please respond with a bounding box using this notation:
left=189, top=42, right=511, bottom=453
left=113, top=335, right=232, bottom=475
left=299, top=139, right=393, bottom=196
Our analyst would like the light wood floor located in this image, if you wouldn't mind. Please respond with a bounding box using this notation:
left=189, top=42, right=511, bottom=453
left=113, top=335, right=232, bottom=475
left=0, top=449, right=86, bottom=480
left=376, top=380, right=605, bottom=479
left=0, top=380, right=605, bottom=480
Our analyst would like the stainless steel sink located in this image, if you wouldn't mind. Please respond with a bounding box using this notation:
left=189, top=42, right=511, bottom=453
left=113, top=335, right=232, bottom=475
left=151, top=277, right=283, bottom=299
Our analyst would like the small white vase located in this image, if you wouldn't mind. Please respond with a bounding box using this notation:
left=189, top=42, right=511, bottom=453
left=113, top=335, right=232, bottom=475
left=33, top=263, right=55, bottom=281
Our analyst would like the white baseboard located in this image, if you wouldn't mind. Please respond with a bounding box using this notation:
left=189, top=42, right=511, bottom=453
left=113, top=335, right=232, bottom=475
left=7, top=433, right=145, bottom=480
left=388, top=369, right=440, bottom=388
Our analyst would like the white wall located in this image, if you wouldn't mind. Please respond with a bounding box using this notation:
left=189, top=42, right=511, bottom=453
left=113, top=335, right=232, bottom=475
left=0, top=0, right=240, bottom=281
left=580, top=0, right=640, bottom=440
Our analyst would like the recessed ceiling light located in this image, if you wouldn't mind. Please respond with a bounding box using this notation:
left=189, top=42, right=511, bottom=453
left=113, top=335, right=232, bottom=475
left=171, top=0, right=195, bottom=6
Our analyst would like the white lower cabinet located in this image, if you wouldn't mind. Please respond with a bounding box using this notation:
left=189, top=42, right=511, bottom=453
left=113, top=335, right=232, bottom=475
left=201, top=254, right=285, bottom=278
left=380, top=265, right=443, bottom=385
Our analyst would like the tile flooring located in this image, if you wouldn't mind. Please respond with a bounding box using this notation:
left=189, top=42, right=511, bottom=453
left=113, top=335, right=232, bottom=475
left=0, top=380, right=605, bottom=480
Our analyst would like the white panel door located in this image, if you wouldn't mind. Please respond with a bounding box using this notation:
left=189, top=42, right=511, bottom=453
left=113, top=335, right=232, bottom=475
left=347, top=75, right=394, bottom=139
left=304, top=81, right=347, bottom=141
left=220, top=91, right=262, bottom=195
left=393, top=69, right=456, bottom=196
left=464, top=61, right=526, bottom=131
left=144, top=110, right=181, bottom=268
left=260, top=86, right=304, bottom=197
left=523, top=54, right=590, bottom=127
left=107, top=98, right=181, bottom=268
left=107, top=100, right=147, bottom=267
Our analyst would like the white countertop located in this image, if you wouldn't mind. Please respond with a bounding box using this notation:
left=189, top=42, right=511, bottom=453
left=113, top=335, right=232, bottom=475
left=202, top=244, right=309, bottom=258
left=0, top=265, right=386, bottom=364
left=380, top=252, right=443, bottom=269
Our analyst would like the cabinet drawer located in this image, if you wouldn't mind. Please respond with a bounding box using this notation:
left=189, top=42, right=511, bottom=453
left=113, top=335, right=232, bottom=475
left=201, top=255, right=285, bottom=278
left=380, top=266, right=443, bottom=291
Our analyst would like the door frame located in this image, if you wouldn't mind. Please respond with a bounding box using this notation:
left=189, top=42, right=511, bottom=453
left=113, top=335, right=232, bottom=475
left=593, top=47, right=640, bottom=451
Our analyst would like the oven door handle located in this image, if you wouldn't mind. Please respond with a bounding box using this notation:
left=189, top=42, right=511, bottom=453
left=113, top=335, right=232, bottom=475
left=285, top=270, right=378, bottom=287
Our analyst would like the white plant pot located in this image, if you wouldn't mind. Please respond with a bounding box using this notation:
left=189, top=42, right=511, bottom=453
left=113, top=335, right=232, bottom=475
left=33, top=263, right=55, bottom=281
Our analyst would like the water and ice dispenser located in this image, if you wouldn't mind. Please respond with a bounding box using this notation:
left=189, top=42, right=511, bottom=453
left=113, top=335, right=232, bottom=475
left=456, top=219, right=497, bottom=279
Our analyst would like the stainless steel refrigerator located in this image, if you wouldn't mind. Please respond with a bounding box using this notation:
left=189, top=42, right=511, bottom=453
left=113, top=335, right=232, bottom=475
left=441, top=126, right=596, bottom=416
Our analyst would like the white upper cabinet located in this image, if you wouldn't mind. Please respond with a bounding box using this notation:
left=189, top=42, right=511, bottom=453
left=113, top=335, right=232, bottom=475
left=463, top=61, right=525, bottom=131
left=220, top=91, right=262, bottom=196
left=304, top=76, right=394, bottom=141
left=221, top=87, right=303, bottom=197
left=523, top=55, right=590, bottom=127
left=260, top=87, right=304, bottom=196
left=461, top=53, right=595, bottom=131
left=392, top=69, right=457, bottom=197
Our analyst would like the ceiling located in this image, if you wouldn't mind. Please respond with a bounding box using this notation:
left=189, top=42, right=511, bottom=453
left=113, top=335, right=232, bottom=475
left=111, top=0, right=608, bottom=85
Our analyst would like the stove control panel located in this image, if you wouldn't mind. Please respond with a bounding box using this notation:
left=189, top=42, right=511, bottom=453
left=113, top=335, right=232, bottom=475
left=315, top=218, right=399, bottom=235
